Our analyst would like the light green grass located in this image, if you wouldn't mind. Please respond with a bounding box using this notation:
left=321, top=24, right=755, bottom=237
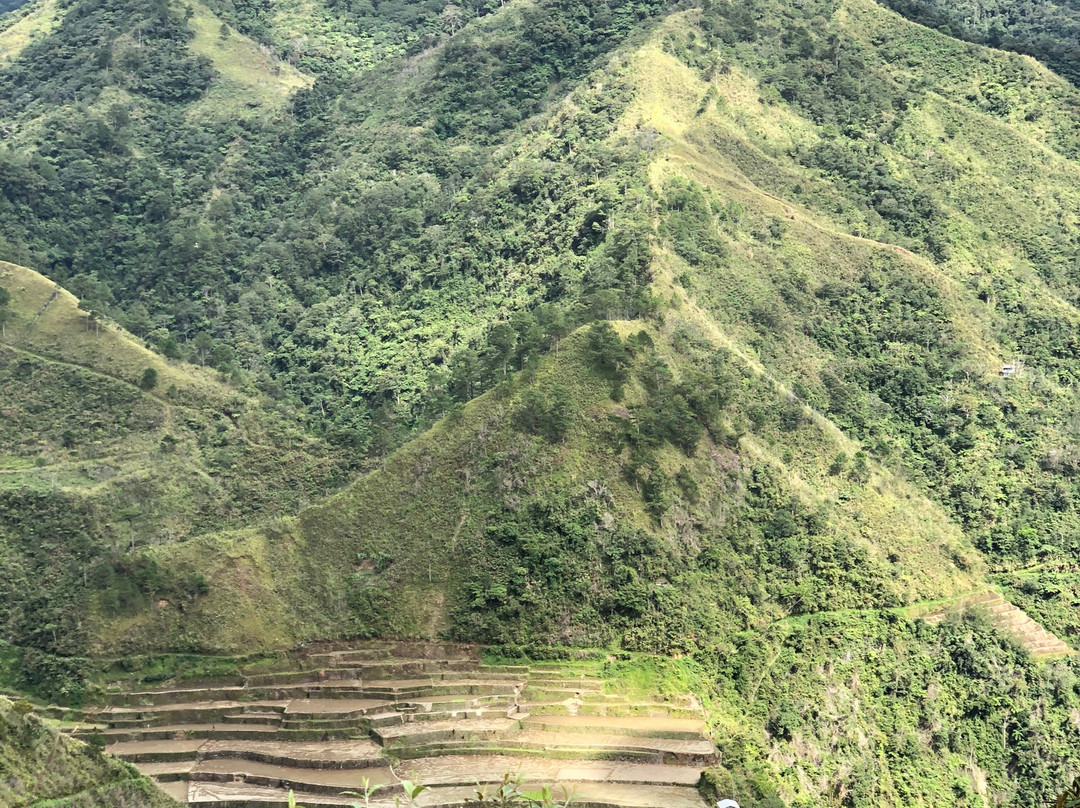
left=184, top=0, right=311, bottom=119
left=0, top=0, right=64, bottom=65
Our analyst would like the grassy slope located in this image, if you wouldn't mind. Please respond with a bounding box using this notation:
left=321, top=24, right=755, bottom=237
left=68, top=6, right=1080, bottom=801
left=0, top=0, right=62, bottom=65
left=0, top=696, right=180, bottom=807
left=93, top=311, right=980, bottom=653
left=0, top=260, right=352, bottom=544
left=184, top=0, right=312, bottom=118
left=84, top=0, right=1080, bottom=659
left=635, top=0, right=1080, bottom=556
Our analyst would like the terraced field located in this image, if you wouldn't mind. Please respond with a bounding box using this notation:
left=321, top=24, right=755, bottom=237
left=922, top=592, right=1074, bottom=657
left=73, top=642, right=716, bottom=808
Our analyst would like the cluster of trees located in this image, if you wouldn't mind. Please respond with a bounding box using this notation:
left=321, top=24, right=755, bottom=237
left=883, top=0, right=1080, bottom=87
left=0, top=286, right=10, bottom=337
left=0, top=0, right=668, bottom=463
left=716, top=609, right=1080, bottom=807
left=448, top=325, right=905, bottom=655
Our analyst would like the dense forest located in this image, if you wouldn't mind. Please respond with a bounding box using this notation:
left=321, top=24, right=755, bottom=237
left=4, top=0, right=1080, bottom=803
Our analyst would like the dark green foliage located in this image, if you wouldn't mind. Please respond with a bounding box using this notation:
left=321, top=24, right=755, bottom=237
left=0, top=286, right=10, bottom=335
left=0, top=0, right=662, bottom=461
left=452, top=495, right=686, bottom=646
left=883, top=0, right=1080, bottom=87
left=715, top=610, right=1080, bottom=807
left=517, top=384, right=575, bottom=442
left=137, top=367, right=157, bottom=391
left=0, top=0, right=214, bottom=107
left=660, top=178, right=729, bottom=267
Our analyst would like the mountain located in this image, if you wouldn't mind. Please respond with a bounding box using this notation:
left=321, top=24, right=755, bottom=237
left=4, top=0, right=1080, bottom=804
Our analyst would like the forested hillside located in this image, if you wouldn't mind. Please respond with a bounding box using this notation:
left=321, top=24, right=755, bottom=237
left=884, top=0, right=1080, bottom=86
left=0, top=259, right=354, bottom=699
left=4, top=0, right=1080, bottom=804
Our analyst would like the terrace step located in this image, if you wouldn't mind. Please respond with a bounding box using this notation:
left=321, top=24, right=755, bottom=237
left=373, top=717, right=520, bottom=747
left=112, top=738, right=387, bottom=768
left=107, top=739, right=206, bottom=763
left=919, top=591, right=1074, bottom=656
left=525, top=702, right=699, bottom=719
left=223, top=713, right=284, bottom=725
left=200, top=739, right=389, bottom=769
left=187, top=759, right=397, bottom=797
left=89, top=723, right=319, bottom=743
left=519, top=716, right=707, bottom=740
left=136, top=760, right=197, bottom=781
left=388, top=732, right=717, bottom=766
left=404, top=754, right=703, bottom=787
left=180, top=780, right=706, bottom=808
left=93, top=642, right=710, bottom=808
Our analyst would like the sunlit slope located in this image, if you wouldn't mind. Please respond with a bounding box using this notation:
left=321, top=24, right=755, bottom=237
left=625, top=0, right=1080, bottom=563
left=94, top=312, right=982, bottom=654
left=184, top=0, right=311, bottom=118
left=0, top=0, right=63, bottom=65
left=0, top=260, right=351, bottom=580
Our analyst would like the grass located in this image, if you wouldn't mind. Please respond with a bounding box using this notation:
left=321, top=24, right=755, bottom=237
left=184, top=0, right=312, bottom=119
left=0, top=260, right=226, bottom=403
left=0, top=0, right=63, bottom=65
left=0, top=695, right=182, bottom=807
left=0, top=260, right=354, bottom=650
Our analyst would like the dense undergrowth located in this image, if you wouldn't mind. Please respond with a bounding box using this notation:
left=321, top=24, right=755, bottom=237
left=0, top=695, right=179, bottom=807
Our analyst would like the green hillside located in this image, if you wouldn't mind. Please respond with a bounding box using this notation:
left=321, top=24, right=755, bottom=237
left=0, top=259, right=354, bottom=697
left=3, top=0, right=1080, bottom=803
left=0, top=695, right=180, bottom=807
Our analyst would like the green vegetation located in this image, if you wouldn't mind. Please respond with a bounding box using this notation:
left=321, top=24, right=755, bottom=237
left=0, top=0, right=665, bottom=456
left=0, top=695, right=180, bottom=807
left=0, top=260, right=353, bottom=699
left=883, top=0, right=1080, bottom=87
left=3, top=0, right=1080, bottom=802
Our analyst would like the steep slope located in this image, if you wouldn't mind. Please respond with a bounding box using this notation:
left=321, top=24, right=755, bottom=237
left=629, top=0, right=1080, bottom=563
left=0, top=0, right=668, bottom=451
left=0, top=260, right=354, bottom=697
left=4, top=0, right=1080, bottom=803
left=0, top=695, right=181, bottom=807
left=91, top=323, right=981, bottom=655
left=0, top=0, right=62, bottom=64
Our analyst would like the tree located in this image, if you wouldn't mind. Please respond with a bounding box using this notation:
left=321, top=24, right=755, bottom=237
left=138, top=367, right=158, bottom=391
left=440, top=4, right=465, bottom=32
left=191, top=332, right=214, bottom=367
left=587, top=320, right=627, bottom=377
left=518, top=384, right=574, bottom=441
left=486, top=323, right=517, bottom=378
left=536, top=304, right=569, bottom=356
left=448, top=349, right=483, bottom=402
left=0, top=286, right=10, bottom=338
